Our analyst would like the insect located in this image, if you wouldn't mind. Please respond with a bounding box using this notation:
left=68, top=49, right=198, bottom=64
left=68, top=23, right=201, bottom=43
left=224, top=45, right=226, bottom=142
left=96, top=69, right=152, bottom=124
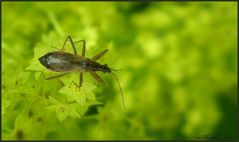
left=38, top=36, right=126, bottom=110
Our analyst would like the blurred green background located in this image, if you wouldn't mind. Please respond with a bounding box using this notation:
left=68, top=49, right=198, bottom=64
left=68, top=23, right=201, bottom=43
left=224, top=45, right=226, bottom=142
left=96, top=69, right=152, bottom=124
left=2, top=2, right=237, bottom=140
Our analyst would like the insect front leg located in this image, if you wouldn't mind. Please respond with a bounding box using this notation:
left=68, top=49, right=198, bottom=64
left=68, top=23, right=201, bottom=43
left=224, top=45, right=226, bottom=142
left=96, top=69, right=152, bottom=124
left=61, top=35, right=78, bottom=55
left=91, top=49, right=109, bottom=61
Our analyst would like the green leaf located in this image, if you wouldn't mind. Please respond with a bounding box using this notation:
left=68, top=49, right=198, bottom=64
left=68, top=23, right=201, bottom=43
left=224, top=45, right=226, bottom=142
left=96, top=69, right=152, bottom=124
left=45, top=105, right=57, bottom=112
left=58, top=82, right=97, bottom=105
left=25, top=58, right=44, bottom=71
left=58, top=85, right=85, bottom=105
left=68, top=109, right=81, bottom=119
left=83, top=82, right=97, bottom=93
left=2, top=98, right=11, bottom=114
left=35, top=72, right=41, bottom=80
left=60, top=73, right=79, bottom=85
left=86, top=92, right=96, bottom=100
left=48, top=96, right=60, bottom=105
left=56, top=105, right=68, bottom=122
left=46, top=96, right=82, bottom=121
left=74, top=91, right=86, bottom=105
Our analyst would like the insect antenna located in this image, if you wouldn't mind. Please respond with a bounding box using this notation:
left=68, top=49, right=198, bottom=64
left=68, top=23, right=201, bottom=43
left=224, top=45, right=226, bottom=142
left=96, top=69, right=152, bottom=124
left=110, top=72, right=126, bottom=111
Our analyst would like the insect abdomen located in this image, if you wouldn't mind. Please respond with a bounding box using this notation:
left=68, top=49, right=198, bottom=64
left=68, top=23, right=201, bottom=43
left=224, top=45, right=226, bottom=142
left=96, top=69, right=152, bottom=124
left=39, top=51, right=105, bottom=73
left=39, top=52, right=80, bottom=72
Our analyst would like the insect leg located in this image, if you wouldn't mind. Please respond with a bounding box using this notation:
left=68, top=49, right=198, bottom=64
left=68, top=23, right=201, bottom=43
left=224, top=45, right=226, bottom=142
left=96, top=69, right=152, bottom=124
left=91, top=49, right=109, bottom=61
left=89, top=71, right=104, bottom=84
left=69, top=81, right=80, bottom=88
left=79, top=72, right=83, bottom=87
left=61, top=36, right=69, bottom=51
left=61, top=35, right=77, bottom=55
left=39, top=72, right=69, bottom=80
left=74, top=40, right=86, bottom=57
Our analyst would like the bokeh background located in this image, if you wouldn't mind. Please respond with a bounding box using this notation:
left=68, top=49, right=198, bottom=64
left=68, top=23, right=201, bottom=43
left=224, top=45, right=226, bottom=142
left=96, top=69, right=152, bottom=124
left=2, top=2, right=237, bottom=140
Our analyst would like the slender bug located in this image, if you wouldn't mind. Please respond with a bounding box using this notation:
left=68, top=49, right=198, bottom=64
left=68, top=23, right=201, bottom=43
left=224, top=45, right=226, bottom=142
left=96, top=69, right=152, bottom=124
left=38, top=36, right=126, bottom=110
